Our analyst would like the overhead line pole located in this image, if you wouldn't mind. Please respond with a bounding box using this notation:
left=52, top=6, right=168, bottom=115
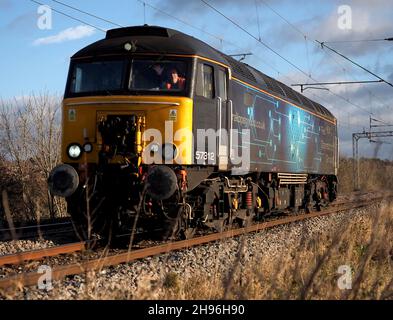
left=322, top=38, right=393, bottom=44
left=352, top=130, right=393, bottom=190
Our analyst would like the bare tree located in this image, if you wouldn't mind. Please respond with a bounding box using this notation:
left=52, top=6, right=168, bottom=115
left=0, top=93, right=65, bottom=222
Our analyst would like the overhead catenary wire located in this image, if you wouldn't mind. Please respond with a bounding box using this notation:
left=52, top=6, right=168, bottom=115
left=200, top=0, right=377, bottom=117
left=317, top=41, right=393, bottom=89
left=28, top=0, right=350, bottom=120
left=315, top=41, right=391, bottom=117
left=28, top=0, right=107, bottom=32
left=138, top=0, right=335, bottom=111
left=29, top=0, right=279, bottom=77
left=201, top=1, right=354, bottom=121
left=255, top=0, right=262, bottom=41
left=259, top=0, right=305, bottom=37
left=137, top=0, right=242, bottom=53
left=200, top=0, right=311, bottom=78
left=313, top=40, right=392, bottom=121
left=141, top=0, right=370, bottom=130
left=51, top=0, right=124, bottom=27
left=138, top=0, right=286, bottom=76
left=255, top=0, right=393, bottom=122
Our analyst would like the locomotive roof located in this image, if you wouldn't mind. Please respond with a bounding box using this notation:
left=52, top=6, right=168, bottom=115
left=72, top=25, right=335, bottom=121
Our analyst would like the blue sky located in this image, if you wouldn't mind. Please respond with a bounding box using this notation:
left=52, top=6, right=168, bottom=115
left=1, top=0, right=393, bottom=158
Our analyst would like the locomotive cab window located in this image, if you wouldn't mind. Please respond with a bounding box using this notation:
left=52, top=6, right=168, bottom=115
left=66, top=58, right=190, bottom=97
left=129, top=60, right=187, bottom=92
left=69, top=60, right=126, bottom=94
left=196, top=63, right=214, bottom=99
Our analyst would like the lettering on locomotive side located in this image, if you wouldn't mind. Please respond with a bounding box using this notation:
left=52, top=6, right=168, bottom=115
left=142, top=121, right=251, bottom=172
left=233, top=113, right=266, bottom=130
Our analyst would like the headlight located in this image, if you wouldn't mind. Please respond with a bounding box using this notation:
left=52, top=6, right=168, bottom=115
left=162, top=143, right=177, bottom=161
left=67, top=143, right=82, bottom=159
left=149, top=143, right=160, bottom=153
left=83, top=143, right=93, bottom=153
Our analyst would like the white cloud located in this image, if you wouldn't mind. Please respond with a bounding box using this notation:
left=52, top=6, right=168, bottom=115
left=33, top=25, right=96, bottom=46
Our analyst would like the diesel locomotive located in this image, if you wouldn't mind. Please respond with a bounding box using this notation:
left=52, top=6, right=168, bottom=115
left=48, top=25, right=338, bottom=242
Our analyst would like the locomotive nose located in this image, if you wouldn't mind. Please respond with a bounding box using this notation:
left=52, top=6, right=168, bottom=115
left=48, top=164, right=79, bottom=197
left=145, top=166, right=177, bottom=200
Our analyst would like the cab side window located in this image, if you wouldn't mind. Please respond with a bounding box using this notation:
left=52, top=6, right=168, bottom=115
left=196, top=63, right=214, bottom=99
left=217, top=69, right=227, bottom=101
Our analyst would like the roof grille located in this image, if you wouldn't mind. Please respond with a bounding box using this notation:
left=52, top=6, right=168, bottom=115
left=106, top=26, right=170, bottom=39
left=224, top=56, right=256, bottom=83
left=301, top=96, right=317, bottom=111
left=259, top=74, right=286, bottom=97
left=279, top=84, right=304, bottom=106
left=216, top=52, right=334, bottom=120
left=292, top=90, right=307, bottom=106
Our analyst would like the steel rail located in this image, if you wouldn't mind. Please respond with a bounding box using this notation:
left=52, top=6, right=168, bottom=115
left=0, top=242, right=86, bottom=267
left=0, top=219, right=74, bottom=242
left=0, top=222, right=72, bottom=233
left=0, top=194, right=391, bottom=291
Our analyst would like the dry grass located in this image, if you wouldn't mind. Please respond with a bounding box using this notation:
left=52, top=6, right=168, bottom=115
left=47, top=202, right=391, bottom=301
left=1, top=202, right=392, bottom=300
left=338, top=157, right=393, bottom=194
left=132, top=203, right=393, bottom=300
left=24, top=202, right=389, bottom=301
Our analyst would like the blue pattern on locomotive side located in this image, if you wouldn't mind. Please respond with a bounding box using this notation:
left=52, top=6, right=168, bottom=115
left=231, top=79, right=336, bottom=175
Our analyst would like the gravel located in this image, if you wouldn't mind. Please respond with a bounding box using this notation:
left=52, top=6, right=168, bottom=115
left=0, top=240, right=55, bottom=256
left=0, top=200, right=387, bottom=300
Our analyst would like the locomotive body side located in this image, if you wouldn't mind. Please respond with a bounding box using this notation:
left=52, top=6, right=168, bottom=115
left=229, top=78, right=337, bottom=175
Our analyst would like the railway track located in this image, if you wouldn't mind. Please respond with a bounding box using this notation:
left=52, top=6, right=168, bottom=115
left=0, top=242, right=86, bottom=267
left=0, top=219, right=75, bottom=242
left=0, top=190, right=374, bottom=243
left=0, top=191, right=391, bottom=291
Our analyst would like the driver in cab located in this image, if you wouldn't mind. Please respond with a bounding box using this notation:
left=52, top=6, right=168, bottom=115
left=165, top=68, right=185, bottom=90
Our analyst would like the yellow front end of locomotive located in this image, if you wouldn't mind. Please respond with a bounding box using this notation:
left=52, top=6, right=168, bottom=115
left=61, top=95, right=193, bottom=165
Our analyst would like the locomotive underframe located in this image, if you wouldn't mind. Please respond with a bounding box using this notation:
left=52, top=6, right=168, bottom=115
left=65, top=161, right=337, bottom=242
